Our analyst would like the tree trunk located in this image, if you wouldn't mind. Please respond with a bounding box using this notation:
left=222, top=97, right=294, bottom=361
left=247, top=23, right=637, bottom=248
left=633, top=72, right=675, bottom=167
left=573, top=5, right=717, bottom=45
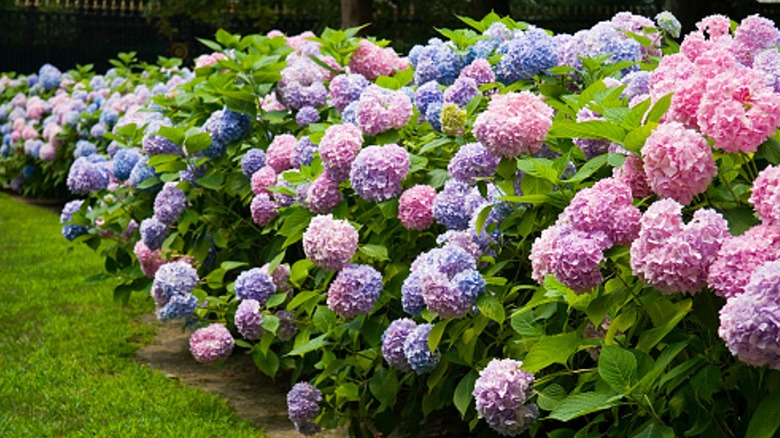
left=472, top=0, right=510, bottom=19
left=341, top=0, right=374, bottom=33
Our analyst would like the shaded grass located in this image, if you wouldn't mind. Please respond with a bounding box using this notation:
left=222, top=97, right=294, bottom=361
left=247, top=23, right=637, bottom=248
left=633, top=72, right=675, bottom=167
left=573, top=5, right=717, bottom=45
left=0, top=193, right=265, bottom=437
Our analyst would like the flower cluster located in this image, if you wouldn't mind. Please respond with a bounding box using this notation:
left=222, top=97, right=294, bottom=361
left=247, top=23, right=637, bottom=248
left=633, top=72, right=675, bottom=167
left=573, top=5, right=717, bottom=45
left=266, top=134, right=298, bottom=173
left=381, top=318, right=417, bottom=371
left=151, top=261, right=199, bottom=321
left=433, top=179, right=486, bottom=230
left=287, top=382, right=323, bottom=435
left=355, top=85, right=413, bottom=136
left=495, top=26, right=558, bottom=84
left=189, top=323, right=235, bottom=365
left=402, top=323, right=440, bottom=374
left=234, top=267, right=276, bottom=305
left=66, top=156, right=110, bottom=194
left=153, top=182, right=186, bottom=225
left=749, top=165, right=780, bottom=226
left=349, top=143, right=410, bottom=202
left=234, top=299, right=264, bottom=341
left=348, top=39, right=408, bottom=81
left=201, top=107, right=251, bottom=158
left=302, top=214, right=359, bottom=271
left=473, top=92, right=553, bottom=158
left=398, top=184, right=437, bottom=230
left=326, top=264, right=383, bottom=318
left=60, top=199, right=88, bottom=241
left=318, top=123, right=363, bottom=182
left=708, top=224, right=780, bottom=298
left=473, top=358, right=538, bottom=437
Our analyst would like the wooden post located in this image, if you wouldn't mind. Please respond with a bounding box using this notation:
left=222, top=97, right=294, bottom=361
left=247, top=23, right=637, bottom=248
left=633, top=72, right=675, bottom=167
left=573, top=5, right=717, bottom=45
left=341, top=0, right=373, bottom=34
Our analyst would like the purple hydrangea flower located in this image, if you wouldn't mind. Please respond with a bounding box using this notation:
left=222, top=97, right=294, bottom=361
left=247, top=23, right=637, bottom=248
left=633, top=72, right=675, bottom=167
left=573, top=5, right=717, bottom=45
left=306, top=172, right=342, bottom=214
left=235, top=299, right=264, bottom=341
left=250, top=192, right=278, bottom=226
left=530, top=224, right=610, bottom=293
left=234, top=267, right=276, bottom=305
left=143, top=135, right=182, bottom=155
left=151, top=261, right=199, bottom=306
left=403, top=323, right=440, bottom=374
left=356, top=85, right=412, bottom=136
left=495, top=26, right=558, bottom=84
left=287, top=382, right=322, bottom=424
left=327, top=264, right=383, bottom=318
left=74, top=139, right=97, bottom=158
left=448, top=142, right=500, bottom=184
left=276, top=310, right=298, bottom=341
left=240, top=148, right=267, bottom=178
left=419, top=269, right=472, bottom=318
left=433, top=179, right=486, bottom=230
left=60, top=199, right=88, bottom=241
left=414, top=81, right=444, bottom=116
left=128, top=156, right=157, bottom=189
left=319, top=123, right=363, bottom=182
left=66, top=156, right=110, bottom=195
left=473, top=358, right=537, bottom=436
left=444, top=77, right=480, bottom=108
left=401, top=270, right=427, bottom=316
left=189, top=323, right=234, bottom=364
left=140, top=216, right=169, bottom=251
left=329, top=73, right=370, bottom=112
left=719, top=260, right=780, bottom=370
left=302, top=214, right=359, bottom=271
left=382, top=318, right=417, bottom=371
left=153, top=182, right=186, bottom=225
left=296, top=106, right=320, bottom=127
left=459, top=58, right=496, bottom=88
left=156, top=293, right=198, bottom=321
left=112, top=148, right=143, bottom=181
left=349, top=143, right=410, bottom=202
left=292, top=136, right=318, bottom=168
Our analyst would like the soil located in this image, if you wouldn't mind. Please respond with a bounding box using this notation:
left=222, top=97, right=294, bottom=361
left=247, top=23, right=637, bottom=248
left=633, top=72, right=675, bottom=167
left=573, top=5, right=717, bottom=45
left=133, top=315, right=345, bottom=438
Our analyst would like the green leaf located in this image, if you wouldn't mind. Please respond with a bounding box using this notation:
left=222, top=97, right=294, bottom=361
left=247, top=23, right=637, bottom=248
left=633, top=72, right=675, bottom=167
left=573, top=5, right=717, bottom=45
left=221, top=261, right=248, bottom=271
left=265, top=293, right=287, bottom=309
left=510, top=311, right=545, bottom=338
left=286, top=291, right=320, bottom=311
left=428, top=320, right=449, bottom=352
left=549, top=392, right=621, bottom=421
left=475, top=294, right=505, bottom=324
left=184, top=132, right=213, bottom=154
left=562, top=154, right=608, bottom=183
left=598, top=346, right=638, bottom=392
left=156, top=125, right=185, bottom=145
left=516, top=158, right=559, bottom=183
left=690, top=364, right=722, bottom=402
left=631, top=421, right=675, bottom=438
left=636, top=298, right=691, bottom=352
left=647, top=93, right=672, bottom=124
left=370, top=369, right=400, bottom=407
left=290, top=259, right=312, bottom=288
left=453, top=370, right=478, bottom=418
left=196, top=172, right=224, bottom=190
left=261, top=315, right=280, bottom=334
left=358, top=244, right=389, bottom=262
left=746, top=391, right=780, bottom=438
left=522, top=332, right=582, bottom=373
left=251, top=348, right=279, bottom=378
left=336, top=382, right=360, bottom=402
left=623, top=124, right=656, bottom=153
left=537, top=383, right=567, bottom=411
left=286, top=333, right=328, bottom=356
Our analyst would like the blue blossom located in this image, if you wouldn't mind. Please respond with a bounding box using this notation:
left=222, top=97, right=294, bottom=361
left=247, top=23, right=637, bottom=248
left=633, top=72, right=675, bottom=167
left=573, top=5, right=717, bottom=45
left=202, top=107, right=252, bottom=158
left=24, top=139, right=43, bottom=158
left=403, top=323, right=440, bottom=374
left=140, top=216, right=169, bottom=251
left=293, top=136, right=318, bottom=168
left=425, top=101, right=443, bottom=132
left=66, top=156, right=110, bottom=195
left=401, top=270, right=426, bottom=316
left=112, top=148, right=143, bottom=181
left=74, top=139, right=97, bottom=158
left=296, top=106, right=320, bottom=127
left=495, top=26, right=558, bottom=85
left=60, top=200, right=89, bottom=241
left=241, top=148, right=267, bottom=178
left=99, top=108, right=119, bottom=127
left=234, top=267, right=276, bottom=305
left=151, top=261, right=199, bottom=305
left=433, top=179, right=486, bottom=230
left=128, top=156, right=158, bottom=189
left=38, top=64, right=62, bottom=91
left=156, top=293, right=198, bottom=321
left=153, top=182, right=186, bottom=225
left=414, top=81, right=443, bottom=115
left=142, top=135, right=181, bottom=155
left=452, top=269, right=486, bottom=302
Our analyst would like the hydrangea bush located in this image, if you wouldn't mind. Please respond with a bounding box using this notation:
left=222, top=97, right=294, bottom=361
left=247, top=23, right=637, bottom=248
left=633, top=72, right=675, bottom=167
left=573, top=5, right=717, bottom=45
left=11, top=11, right=780, bottom=437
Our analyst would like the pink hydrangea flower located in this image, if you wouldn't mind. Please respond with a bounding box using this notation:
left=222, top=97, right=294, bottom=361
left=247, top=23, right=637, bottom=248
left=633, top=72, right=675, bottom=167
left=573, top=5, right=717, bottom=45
left=642, top=122, right=717, bottom=205
left=348, top=39, right=409, bottom=81
left=306, top=172, right=342, bottom=214
left=355, top=85, right=413, bottom=136
left=631, top=199, right=729, bottom=294
left=459, top=58, right=496, bottom=88
left=557, top=177, right=641, bottom=246
left=708, top=224, right=780, bottom=299
left=697, top=67, right=780, bottom=154
left=250, top=192, right=278, bottom=226
left=266, top=134, right=298, bottom=173
left=398, top=185, right=437, bottom=230
left=134, top=240, right=166, bottom=278
left=696, top=14, right=732, bottom=39
left=251, top=165, right=277, bottom=195
left=318, top=123, right=363, bottom=182
left=302, top=214, right=359, bottom=271
left=194, top=52, right=226, bottom=68
left=189, top=323, right=234, bottom=365
left=732, top=15, right=780, bottom=66
left=612, top=154, right=651, bottom=199
left=472, top=91, right=553, bottom=158
left=751, top=166, right=780, bottom=226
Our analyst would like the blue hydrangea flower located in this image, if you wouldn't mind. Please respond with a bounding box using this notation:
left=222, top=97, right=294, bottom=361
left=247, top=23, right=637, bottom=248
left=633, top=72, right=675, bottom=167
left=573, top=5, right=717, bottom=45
left=38, top=64, right=62, bottom=91
left=452, top=269, right=486, bottom=302
left=444, top=77, right=480, bottom=108
left=112, top=148, right=143, bottom=181
left=156, top=293, right=198, bottom=321
left=433, top=179, right=486, bottom=230
left=293, top=136, right=318, bottom=168
left=495, top=26, right=558, bottom=85
left=24, top=139, right=43, bottom=158
left=202, top=107, right=252, bottom=158
left=403, top=323, right=440, bottom=374
left=66, top=156, right=110, bottom=195
left=140, top=216, right=169, bottom=250
left=21, top=164, right=35, bottom=179
left=234, top=267, right=276, bottom=305
left=287, top=382, right=322, bottom=423
left=74, top=140, right=97, bottom=159
left=342, top=101, right=359, bottom=126
left=425, top=101, right=443, bottom=132
left=151, top=261, right=199, bottom=305
left=414, top=81, right=444, bottom=115
left=128, top=156, right=158, bottom=189
left=241, top=148, right=267, bottom=178
left=296, top=106, right=320, bottom=128
left=382, top=318, right=417, bottom=371
left=142, top=135, right=182, bottom=156
left=410, top=40, right=461, bottom=85
left=401, top=270, right=426, bottom=316
left=99, top=108, right=119, bottom=127
left=60, top=200, right=89, bottom=241
left=153, top=183, right=186, bottom=225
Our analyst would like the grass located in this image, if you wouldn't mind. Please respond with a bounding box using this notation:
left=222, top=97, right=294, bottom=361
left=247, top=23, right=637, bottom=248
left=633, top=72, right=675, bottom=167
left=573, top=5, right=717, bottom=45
left=0, top=193, right=265, bottom=437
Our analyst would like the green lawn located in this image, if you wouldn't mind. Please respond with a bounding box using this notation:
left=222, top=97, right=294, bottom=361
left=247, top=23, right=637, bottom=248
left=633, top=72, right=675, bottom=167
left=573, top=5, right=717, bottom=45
left=0, top=193, right=265, bottom=437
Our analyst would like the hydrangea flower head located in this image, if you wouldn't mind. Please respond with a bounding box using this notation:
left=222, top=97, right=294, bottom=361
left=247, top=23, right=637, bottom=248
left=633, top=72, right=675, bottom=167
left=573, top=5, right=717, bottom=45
left=719, top=260, right=780, bottom=370
left=326, top=264, right=383, bottom=318
left=304, top=172, right=341, bottom=214
left=403, top=323, right=440, bottom=374
left=398, top=184, right=437, bottom=230
left=459, top=58, right=496, bottom=88
left=143, top=135, right=182, bottom=156
left=495, top=26, right=558, bottom=84
left=401, top=270, right=427, bottom=316
left=318, top=123, right=363, bottom=182
left=240, top=148, right=267, bottom=178
left=235, top=267, right=276, bottom=305
left=473, top=358, right=537, bottom=437
left=440, top=103, right=467, bottom=137
left=156, top=293, right=198, bottom=321
left=287, top=382, right=322, bottom=424
left=355, top=85, right=412, bottom=136
left=303, top=214, right=359, bottom=271
left=140, top=216, right=169, bottom=251
left=202, top=107, right=251, bottom=158
left=381, top=318, right=417, bottom=371
left=708, top=224, right=780, bottom=298
left=60, top=200, right=89, bottom=241
left=251, top=165, right=277, bottom=195
left=153, top=183, right=186, bottom=225
left=151, top=260, right=199, bottom=306
left=348, top=39, right=408, bottom=81
left=266, top=134, right=298, bottom=173
left=433, top=179, right=486, bottom=230
left=235, top=299, right=264, bottom=341
left=112, top=148, right=143, bottom=181
left=349, top=143, right=410, bottom=202
left=642, top=122, right=717, bottom=204
left=134, top=240, right=166, bottom=278
left=189, top=323, right=234, bottom=365
left=750, top=165, right=780, bottom=226
left=473, top=92, right=553, bottom=158
left=329, top=73, right=370, bottom=112
left=296, top=106, right=320, bottom=127
left=655, top=11, right=681, bottom=38
left=67, top=156, right=110, bottom=195
left=448, top=142, right=500, bottom=185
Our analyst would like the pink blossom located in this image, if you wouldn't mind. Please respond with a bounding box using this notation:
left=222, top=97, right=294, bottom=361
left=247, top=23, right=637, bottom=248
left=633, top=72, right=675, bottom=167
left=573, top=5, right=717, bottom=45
left=709, top=224, right=780, bottom=298
left=251, top=165, right=277, bottom=195
left=318, top=123, right=363, bottom=181
left=398, top=185, right=437, bottom=230
left=750, top=165, right=780, bottom=226
left=266, top=134, right=298, bottom=173
left=355, top=85, right=412, bottom=136
left=472, top=92, right=553, bottom=158
left=348, top=39, right=409, bottom=81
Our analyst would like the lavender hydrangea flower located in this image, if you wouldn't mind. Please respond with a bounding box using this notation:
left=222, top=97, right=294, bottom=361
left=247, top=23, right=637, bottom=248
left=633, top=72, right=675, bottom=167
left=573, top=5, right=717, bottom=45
left=235, top=299, right=264, bottom=341
left=153, top=183, right=186, bottom=225
left=327, top=264, right=383, bottom=318
left=419, top=269, right=473, bottom=318
left=112, top=148, right=142, bottom=181
left=140, top=216, right=169, bottom=251
left=448, top=142, right=500, bottom=184
left=66, top=156, right=110, bottom=195
left=403, top=323, right=440, bottom=374
left=151, top=260, right=199, bottom=306
left=296, top=106, right=320, bottom=127
left=719, top=260, right=780, bottom=370
left=250, top=192, right=278, bottom=226
left=302, top=214, right=359, bottom=271
left=473, top=358, right=537, bottom=436
left=433, top=179, right=486, bottom=230
left=401, top=270, right=427, bottom=316
left=189, top=323, right=234, bottom=365
left=156, top=293, right=198, bottom=321
left=276, top=310, right=298, bottom=341
left=202, top=107, right=252, bottom=158
left=444, top=77, right=479, bottom=108
left=73, top=139, right=97, bottom=158
left=381, top=318, right=417, bottom=371
left=240, top=148, right=267, bottom=178
left=414, top=81, right=444, bottom=115
left=60, top=199, right=88, bottom=241
left=234, top=267, right=276, bottom=305
left=142, top=135, right=182, bottom=155
left=128, top=156, right=157, bottom=189
left=319, top=123, right=363, bottom=182
left=460, top=58, right=496, bottom=88
left=530, top=224, right=611, bottom=293
left=355, top=85, right=412, bottom=136
left=287, top=382, right=322, bottom=425
left=329, top=73, right=370, bottom=112
left=349, top=144, right=410, bottom=202
left=292, top=136, right=318, bottom=168
left=306, top=172, right=342, bottom=214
